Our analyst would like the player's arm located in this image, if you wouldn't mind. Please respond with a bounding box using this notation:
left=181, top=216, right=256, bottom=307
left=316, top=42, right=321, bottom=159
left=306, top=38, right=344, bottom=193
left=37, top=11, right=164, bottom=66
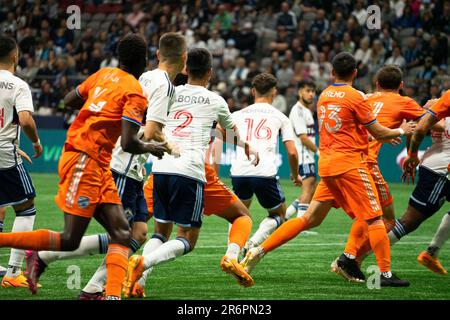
left=298, top=134, right=318, bottom=153
left=366, top=119, right=416, bottom=141
left=63, top=89, right=85, bottom=109
left=215, top=123, right=259, bottom=165
left=121, top=119, right=168, bottom=158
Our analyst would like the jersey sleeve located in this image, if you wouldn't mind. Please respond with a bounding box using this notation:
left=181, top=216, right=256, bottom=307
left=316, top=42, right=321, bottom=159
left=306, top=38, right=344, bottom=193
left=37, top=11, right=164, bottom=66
left=429, top=90, right=450, bottom=120
left=144, top=82, right=175, bottom=125
left=290, top=108, right=307, bottom=136
left=15, top=81, right=34, bottom=113
left=281, top=114, right=296, bottom=142
left=216, top=99, right=234, bottom=130
left=355, top=96, right=377, bottom=126
left=122, top=90, right=147, bottom=126
left=76, top=70, right=100, bottom=100
left=400, top=98, right=425, bottom=121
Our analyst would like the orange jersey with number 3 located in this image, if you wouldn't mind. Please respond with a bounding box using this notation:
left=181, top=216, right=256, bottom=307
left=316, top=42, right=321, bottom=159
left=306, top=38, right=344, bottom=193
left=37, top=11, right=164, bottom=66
left=317, top=84, right=376, bottom=177
left=66, top=67, right=147, bottom=167
left=366, top=92, right=424, bottom=163
left=429, top=90, right=450, bottom=120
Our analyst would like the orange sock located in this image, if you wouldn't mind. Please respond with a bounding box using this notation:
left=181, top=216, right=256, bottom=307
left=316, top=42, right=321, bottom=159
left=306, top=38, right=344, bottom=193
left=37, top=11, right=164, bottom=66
left=229, top=215, right=252, bottom=249
left=0, top=229, right=60, bottom=251
left=367, top=220, right=391, bottom=273
left=105, top=244, right=129, bottom=298
left=344, top=219, right=368, bottom=257
left=355, top=218, right=395, bottom=262
left=261, top=216, right=307, bottom=253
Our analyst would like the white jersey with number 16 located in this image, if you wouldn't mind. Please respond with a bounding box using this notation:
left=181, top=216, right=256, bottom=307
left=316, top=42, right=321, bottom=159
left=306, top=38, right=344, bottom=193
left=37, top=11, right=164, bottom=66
left=230, top=103, right=295, bottom=177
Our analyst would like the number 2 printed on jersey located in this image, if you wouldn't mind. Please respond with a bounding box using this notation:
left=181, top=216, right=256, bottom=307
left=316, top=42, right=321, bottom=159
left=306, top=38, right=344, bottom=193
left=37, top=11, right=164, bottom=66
left=172, top=110, right=193, bottom=137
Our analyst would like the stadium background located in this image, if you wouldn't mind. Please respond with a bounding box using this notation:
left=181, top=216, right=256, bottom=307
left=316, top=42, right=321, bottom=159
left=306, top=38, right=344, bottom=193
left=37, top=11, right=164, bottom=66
left=0, top=0, right=449, bottom=300
left=1, top=0, right=447, bottom=180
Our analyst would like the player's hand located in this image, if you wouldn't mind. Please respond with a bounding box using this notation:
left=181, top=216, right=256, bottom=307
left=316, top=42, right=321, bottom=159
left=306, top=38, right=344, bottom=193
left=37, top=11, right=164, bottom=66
left=18, top=148, right=32, bottom=164
left=146, top=141, right=170, bottom=159
left=423, top=98, right=438, bottom=110
left=167, top=141, right=181, bottom=158
left=291, top=174, right=303, bottom=187
left=402, top=156, right=419, bottom=184
left=399, top=119, right=417, bottom=136
left=32, top=142, right=43, bottom=159
left=244, top=143, right=259, bottom=166
left=389, top=137, right=402, bottom=146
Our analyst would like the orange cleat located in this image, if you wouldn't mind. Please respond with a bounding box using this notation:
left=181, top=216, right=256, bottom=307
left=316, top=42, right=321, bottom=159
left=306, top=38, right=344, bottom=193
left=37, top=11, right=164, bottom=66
left=123, top=255, right=145, bottom=298
left=221, top=256, right=254, bottom=288
left=131, top=282, right=146, bottom=298
left=417, top=251, right=447, bottom=275
left=2, top=272, right=42, bottom=288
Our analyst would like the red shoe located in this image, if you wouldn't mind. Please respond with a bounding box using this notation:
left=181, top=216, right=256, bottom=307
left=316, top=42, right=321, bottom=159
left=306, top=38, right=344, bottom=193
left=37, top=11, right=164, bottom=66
left=25, top=250, right=47, bottom=295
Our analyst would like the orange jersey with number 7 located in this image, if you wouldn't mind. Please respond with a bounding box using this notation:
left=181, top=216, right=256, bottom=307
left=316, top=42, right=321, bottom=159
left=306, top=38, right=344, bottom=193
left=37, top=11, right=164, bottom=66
left=317, top=84, right=376, bottom=177
left=429, top=90, right=450, bottom=120
left=366, top=92, right=424, bottom=163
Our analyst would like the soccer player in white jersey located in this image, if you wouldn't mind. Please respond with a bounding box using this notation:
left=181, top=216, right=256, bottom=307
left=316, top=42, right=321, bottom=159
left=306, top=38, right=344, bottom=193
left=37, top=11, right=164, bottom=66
left=388, top=114, right=450, bottom=274
left=28, top=33, right=187, bottom=299
left=286, top=80, right=319, bottom=219
left=227, top=73, right=302, bottom=255
left=0, top=36, right=43, bottom=288
left=123, top=48, right=244, bottom=297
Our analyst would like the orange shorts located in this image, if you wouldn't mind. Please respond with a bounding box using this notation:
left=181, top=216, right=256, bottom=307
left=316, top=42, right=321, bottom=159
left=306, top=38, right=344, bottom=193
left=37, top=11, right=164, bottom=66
left=144, top=164, right=238, bottom=217
left=55, top=151, right=121, bottom=218
left=313, top=167, right=383, bottom=221
left=367, top=162, right=393, bottom=208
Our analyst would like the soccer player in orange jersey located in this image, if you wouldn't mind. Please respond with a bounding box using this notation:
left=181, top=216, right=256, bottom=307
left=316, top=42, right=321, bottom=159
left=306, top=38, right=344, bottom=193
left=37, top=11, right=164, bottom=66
left=0, top=34, right=169, bottom=299
left=241, top=52, right=416, bottom=287
left=331, top=65, right=425, bottom=281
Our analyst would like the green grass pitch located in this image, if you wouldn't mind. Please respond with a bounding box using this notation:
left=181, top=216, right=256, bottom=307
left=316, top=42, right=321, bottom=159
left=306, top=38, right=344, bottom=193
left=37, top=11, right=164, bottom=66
left=0, top=173, right=449, bottom=300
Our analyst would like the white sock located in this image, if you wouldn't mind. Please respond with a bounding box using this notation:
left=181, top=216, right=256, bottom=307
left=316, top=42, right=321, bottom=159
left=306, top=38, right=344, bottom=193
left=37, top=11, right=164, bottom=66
left=428, top=213, right=450, bottom=258
left=39, top=234, right=108, bottom=265
left=296, top=203, right=309, bottom=217
left=143, top=238, right=188, bottom=270
left=83, top=260, right=107, bottom=294
left=388, top=230, right=400, bottom=246
left=138, top=237, right=164, bottom=287
left=249, top=216, right=282, bottom=247
left=225, top=243, right=240, bottom=260
left=285, top=200, right=299, bottom=219
left=6, top=215, right=36, bottom=277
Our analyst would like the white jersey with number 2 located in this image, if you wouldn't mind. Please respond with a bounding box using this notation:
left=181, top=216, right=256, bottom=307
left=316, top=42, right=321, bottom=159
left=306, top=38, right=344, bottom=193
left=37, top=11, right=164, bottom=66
left=230, top=102, right=295, bottom=177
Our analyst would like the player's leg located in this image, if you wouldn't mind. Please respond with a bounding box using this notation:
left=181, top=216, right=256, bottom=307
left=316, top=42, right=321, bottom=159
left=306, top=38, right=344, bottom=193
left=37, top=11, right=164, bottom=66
left=243, top=177, right=286, bottom=253
left=0, top=207, right=5, bottom=276
left=286, top=163, right=317, bottom=219
left=418, top=211, right=450, bottom=275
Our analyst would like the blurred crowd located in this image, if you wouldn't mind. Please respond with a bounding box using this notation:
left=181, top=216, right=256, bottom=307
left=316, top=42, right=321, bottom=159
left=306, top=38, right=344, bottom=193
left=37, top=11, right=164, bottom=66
left=0, top=0, right=449, bottom=119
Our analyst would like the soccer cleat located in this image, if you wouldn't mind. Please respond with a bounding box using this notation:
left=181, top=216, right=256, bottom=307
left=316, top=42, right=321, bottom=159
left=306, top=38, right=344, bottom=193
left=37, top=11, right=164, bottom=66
left=123, top=255, right=145, bottom=299
left=2, top=272, right=42, bottom=288
left=240, top=247, right=265, bottom=274
left=78, top=291, right=104, bottom=300
left=331, top=254, right=365, bottom=283
left=221, top=256, right=254, bottom=288
left=25, top=250, right=47, bottom=294
left=0, top=265, right=6, bottom=277
left=380, top=273, right=410, bottom=287
left=130, top=282, right=146, bottom=298
left=240, top=241, right=254, bottom=260
left=417, top=251, right=448, bottom=275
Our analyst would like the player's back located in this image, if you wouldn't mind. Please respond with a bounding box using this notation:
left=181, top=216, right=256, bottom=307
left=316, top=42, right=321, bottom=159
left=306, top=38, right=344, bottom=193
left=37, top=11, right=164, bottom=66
left=66, top=67, right=147, bottom=166
left=0, top=70, right=34, bottom=169
left=230, top=102, right=294, bottom=177
left=152, top=84, right=234, bottom=183
left=317, top=84, right=375, bottom=177
left=366, top=92, right=424, bottom=163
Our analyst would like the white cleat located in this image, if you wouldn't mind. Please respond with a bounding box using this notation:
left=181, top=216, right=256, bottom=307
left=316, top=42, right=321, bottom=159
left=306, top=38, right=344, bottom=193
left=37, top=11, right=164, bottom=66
left=240, top=247, right=265, bottom=274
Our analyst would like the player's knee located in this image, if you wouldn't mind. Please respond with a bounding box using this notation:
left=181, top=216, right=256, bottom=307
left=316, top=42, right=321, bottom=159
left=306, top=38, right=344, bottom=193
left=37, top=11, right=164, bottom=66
left=13, top=198, right=35, bottom=214
left=60, top=233, right=82, bottom=251
left=176, top=236, right=194, bottom=254
left=13, top=202, right=37, bottom=217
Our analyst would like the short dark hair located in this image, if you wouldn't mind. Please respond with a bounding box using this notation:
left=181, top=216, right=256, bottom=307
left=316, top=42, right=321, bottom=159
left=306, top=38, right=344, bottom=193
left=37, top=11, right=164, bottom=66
left=186, top=48, right=212, bottom=79
left=298, top=80, right=316, bottom=90
left=252, top=73, right=277, bottom=96
left=117, top=33, right=147, bottom=73
left=159, top=32, right=187, bottom=64
left=0, top=36, right=17, bottom=63
left=376, top=65, right=403, bottom=90
left=332, top=52, right=356, bottom=80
